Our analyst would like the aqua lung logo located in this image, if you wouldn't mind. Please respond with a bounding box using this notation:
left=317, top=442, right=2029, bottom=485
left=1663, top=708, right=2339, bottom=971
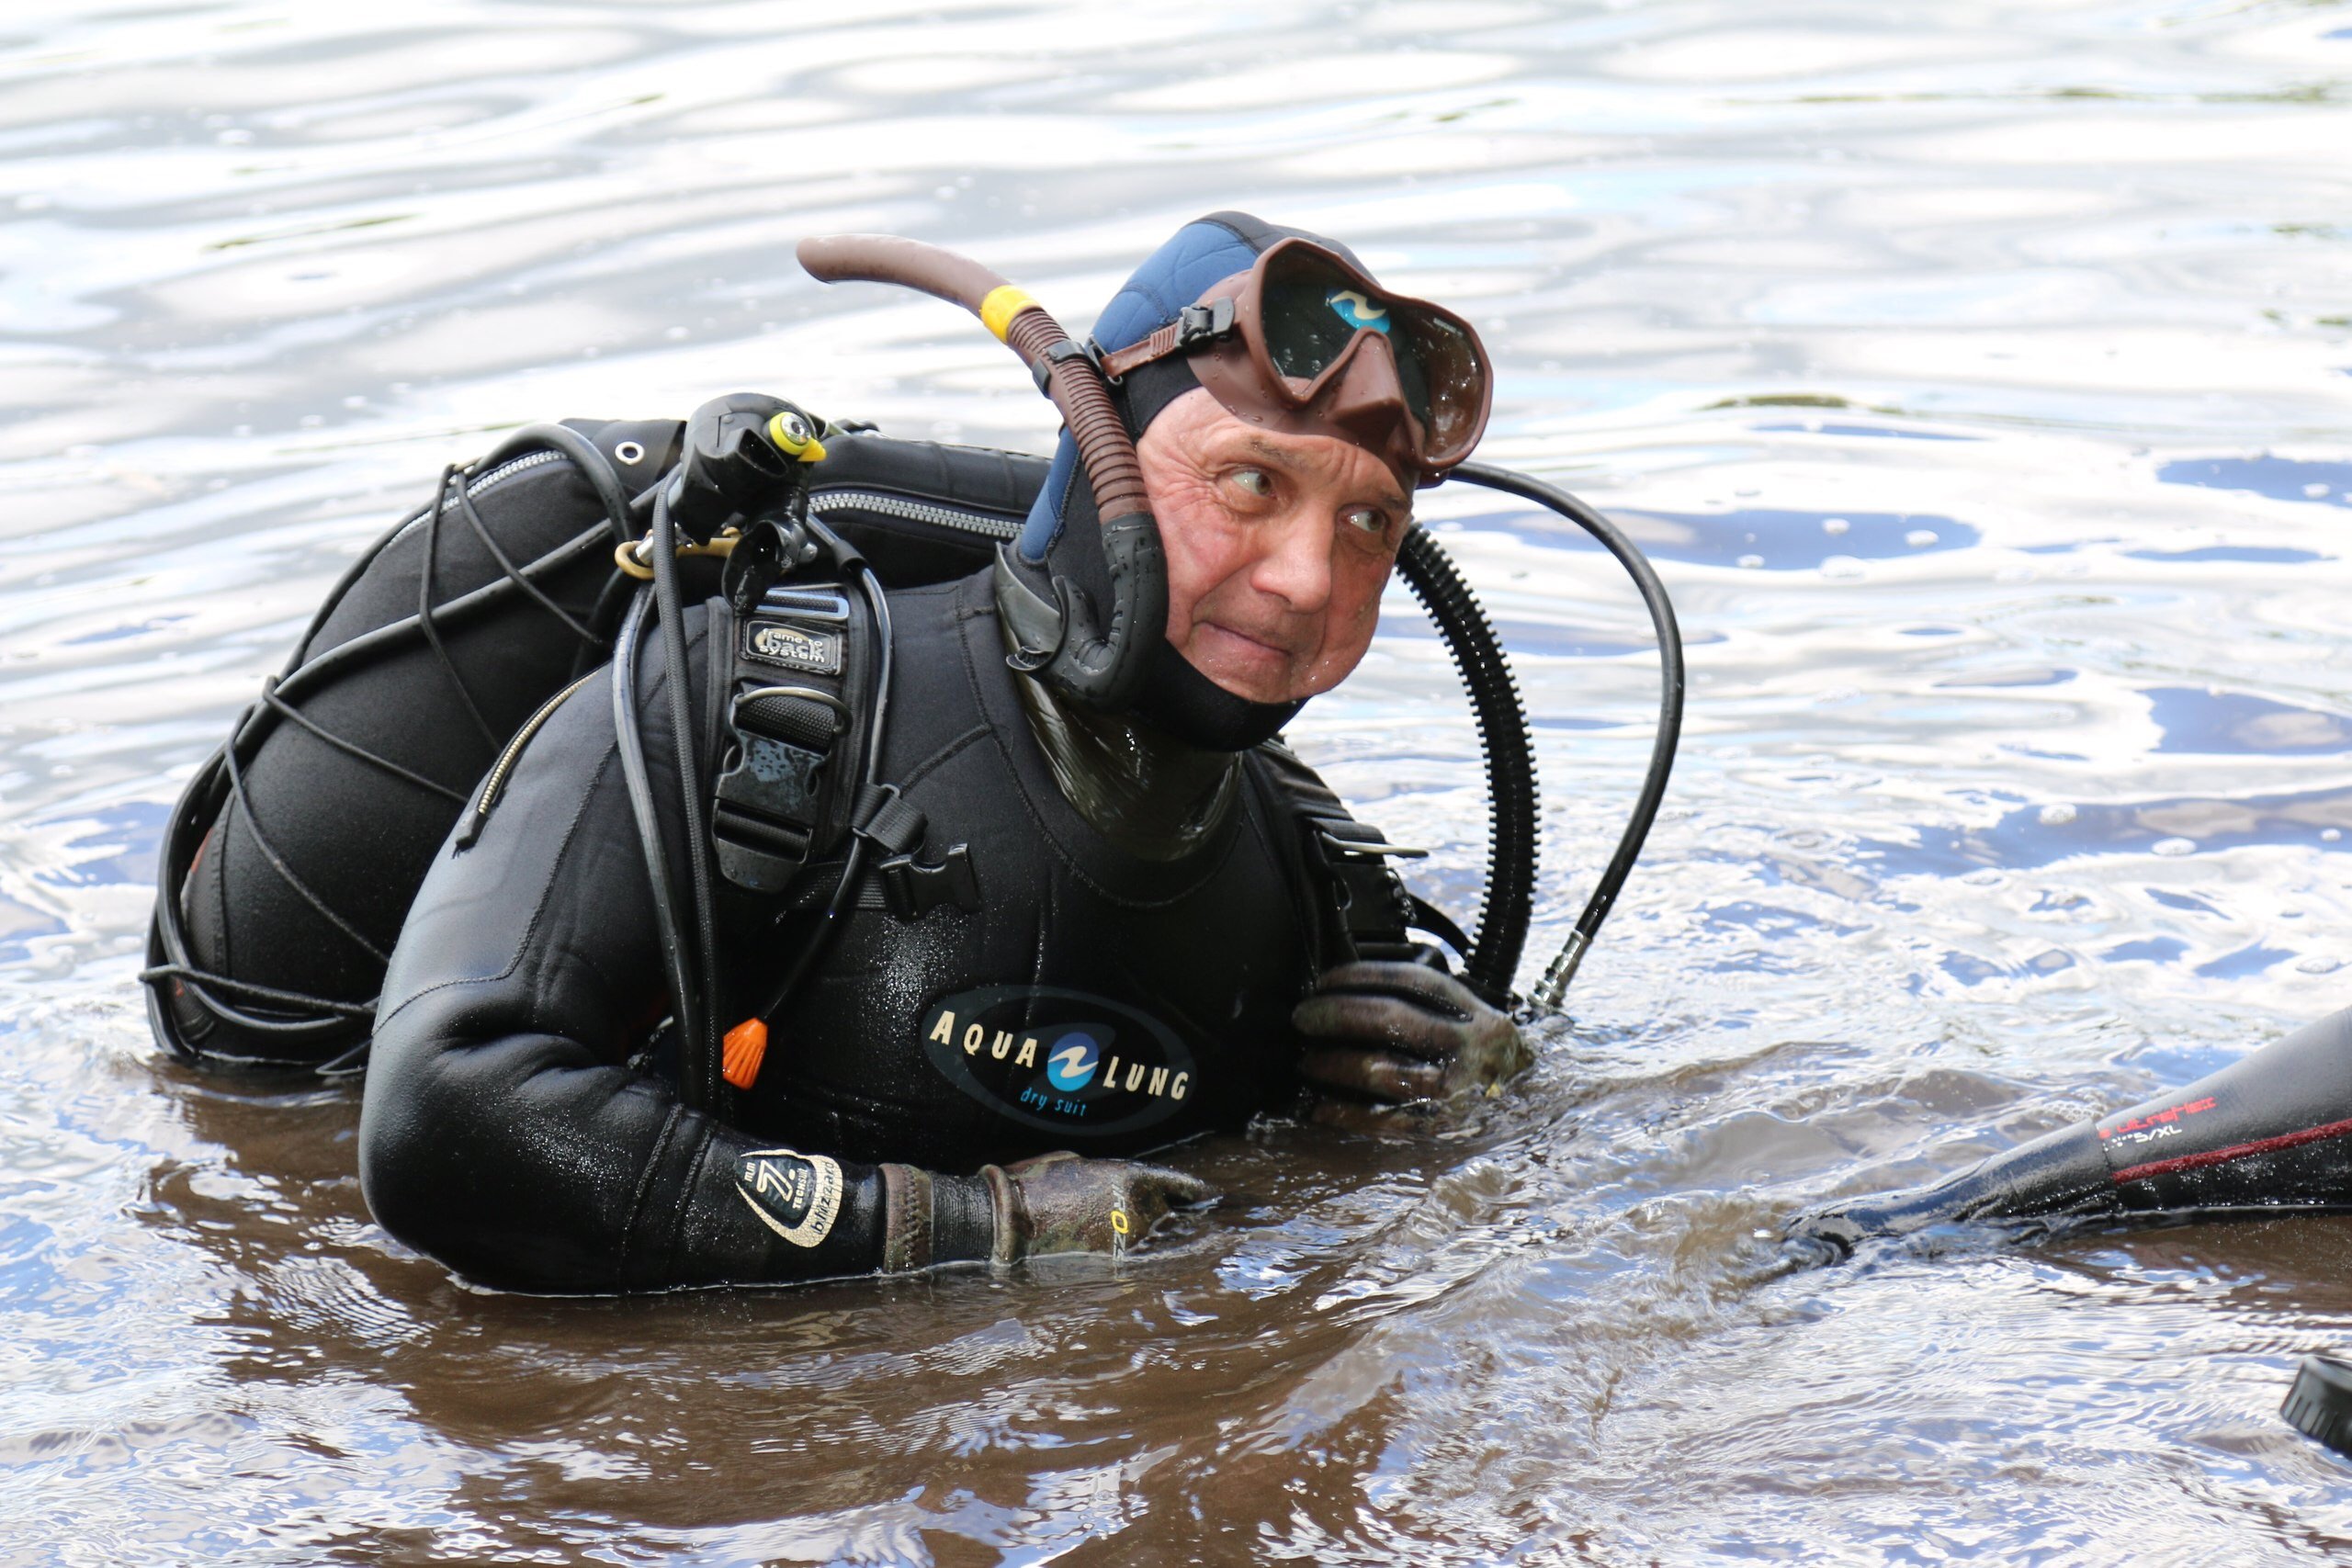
left=743, top=617, right=842, bottom=675
left=1046, top=1034, right=1100, bottom=1092
left=1326, top=288, right=1390, bottom=334
left=921, top=986, right=1195, bottom=1137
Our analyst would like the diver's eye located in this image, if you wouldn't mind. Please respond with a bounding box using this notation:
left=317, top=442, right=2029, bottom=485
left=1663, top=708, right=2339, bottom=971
left=1342, top=505, right=1388, bottom=536
left=1230, top=468, right=1274, bottom=499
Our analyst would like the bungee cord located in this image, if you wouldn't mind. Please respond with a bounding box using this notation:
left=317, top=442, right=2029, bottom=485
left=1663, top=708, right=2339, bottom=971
left=142, top=428, right=637, bottom=1066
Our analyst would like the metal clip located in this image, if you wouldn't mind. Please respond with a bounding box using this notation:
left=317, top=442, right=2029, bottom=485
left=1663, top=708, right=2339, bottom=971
left=1313, top=823, right=1429, bottom=860
left=615, top=525, right=741, bottom=581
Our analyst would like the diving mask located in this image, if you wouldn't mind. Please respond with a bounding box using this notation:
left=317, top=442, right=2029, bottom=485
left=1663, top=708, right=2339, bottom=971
left=1100, top=236, right=1494, bottom=487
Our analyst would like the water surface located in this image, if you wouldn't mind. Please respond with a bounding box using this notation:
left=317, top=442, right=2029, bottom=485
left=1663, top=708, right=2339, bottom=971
left=5, top=1, right=2352, bottom=1561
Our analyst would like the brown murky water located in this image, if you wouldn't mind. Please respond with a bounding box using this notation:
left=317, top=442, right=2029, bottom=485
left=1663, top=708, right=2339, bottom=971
left=6, top=1, right=2352, bottom=1561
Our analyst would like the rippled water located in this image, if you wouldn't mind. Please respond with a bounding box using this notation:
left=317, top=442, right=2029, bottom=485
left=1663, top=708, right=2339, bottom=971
left=6, top=1, right=2352, bottom=1561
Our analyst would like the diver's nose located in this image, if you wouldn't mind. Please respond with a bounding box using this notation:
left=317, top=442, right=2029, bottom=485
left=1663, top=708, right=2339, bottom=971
left=1250, top=505, right=1336, bottom=615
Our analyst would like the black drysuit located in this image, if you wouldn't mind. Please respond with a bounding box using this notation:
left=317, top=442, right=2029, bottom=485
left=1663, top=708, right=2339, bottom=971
left=359, top=569, right=1355, bottom=1292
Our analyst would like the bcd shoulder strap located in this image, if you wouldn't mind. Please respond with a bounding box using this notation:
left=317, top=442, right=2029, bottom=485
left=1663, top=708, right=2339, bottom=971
left=708, top=520, right=881, bottom=896
left=707, top=516, right=980, bottom=921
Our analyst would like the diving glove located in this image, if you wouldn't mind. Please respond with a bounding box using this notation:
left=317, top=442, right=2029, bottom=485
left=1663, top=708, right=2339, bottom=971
left=980, top=1151, right=1212, bottom=1262
left=1293, top=959, right=1531, bottom=1108
left=878, top=1153, right=1212, bottom=1271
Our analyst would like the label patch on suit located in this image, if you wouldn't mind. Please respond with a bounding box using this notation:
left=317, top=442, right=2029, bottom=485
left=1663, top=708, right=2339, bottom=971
left=734, top=1148, right=842, bottom=1247
left=919, top=985, right=1196, bottom=1138
left=742, top=617, right=842, bottom=675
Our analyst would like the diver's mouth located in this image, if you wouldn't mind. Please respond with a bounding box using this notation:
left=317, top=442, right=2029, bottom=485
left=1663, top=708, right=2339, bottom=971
left=1193, top=619, right=1306, bottom=673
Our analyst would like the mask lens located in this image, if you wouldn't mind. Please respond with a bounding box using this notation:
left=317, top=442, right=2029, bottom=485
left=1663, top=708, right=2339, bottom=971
left=1391, top=310, right=1486, bottom=455
left=1259, top=252, right=1365, bottom=383
left=1248, top=242, right=1491, bottom=467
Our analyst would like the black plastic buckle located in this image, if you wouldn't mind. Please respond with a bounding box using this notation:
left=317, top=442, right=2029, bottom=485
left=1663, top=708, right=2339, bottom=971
left=851, top=782, right=926, bottom=857
left=1173, top=297, right=1237, bottom=349
left=712, top=686, right=850, bottom=894
left=879, top=845, right=979, bottom=919
left=1030, top=337, right=1102, bottom=395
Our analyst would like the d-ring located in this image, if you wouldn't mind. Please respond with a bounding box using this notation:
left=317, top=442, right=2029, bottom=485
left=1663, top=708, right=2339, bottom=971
left=733, top=685, right=852, bottom=734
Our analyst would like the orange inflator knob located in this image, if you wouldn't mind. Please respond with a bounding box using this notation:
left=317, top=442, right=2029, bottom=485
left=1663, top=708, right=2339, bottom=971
left=721, top=1018, right=768, bottom=1089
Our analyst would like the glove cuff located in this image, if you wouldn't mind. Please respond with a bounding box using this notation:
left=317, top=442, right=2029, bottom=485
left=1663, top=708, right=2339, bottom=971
left=877, top=1164, right=933, bottom=1273
left=978, top=1162, right=1024, bottom=1265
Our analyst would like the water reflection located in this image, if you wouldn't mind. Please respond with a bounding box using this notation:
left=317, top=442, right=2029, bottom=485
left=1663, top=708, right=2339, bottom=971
left=6, top=0, right=2352, bottom=1559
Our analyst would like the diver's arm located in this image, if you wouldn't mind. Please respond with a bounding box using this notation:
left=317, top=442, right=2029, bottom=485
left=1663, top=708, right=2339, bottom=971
left=356, top=616, right=904, bottom=1291
left=358, top=609, right=1204, bottom=1292
left=1792, top=1007, right=2352, bottom=1250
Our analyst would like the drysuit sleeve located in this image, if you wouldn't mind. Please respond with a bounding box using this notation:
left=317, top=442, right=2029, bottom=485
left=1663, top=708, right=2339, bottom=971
left=357, top=606, right=992, bottom=1292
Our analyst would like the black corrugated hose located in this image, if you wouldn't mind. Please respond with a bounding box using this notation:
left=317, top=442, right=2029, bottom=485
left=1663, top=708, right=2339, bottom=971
left=1393, top=525, right=1537, bottom=1007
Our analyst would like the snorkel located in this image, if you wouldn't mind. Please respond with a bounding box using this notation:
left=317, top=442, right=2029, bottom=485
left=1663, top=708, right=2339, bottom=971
left=797, top=234, right=1165, bottom=712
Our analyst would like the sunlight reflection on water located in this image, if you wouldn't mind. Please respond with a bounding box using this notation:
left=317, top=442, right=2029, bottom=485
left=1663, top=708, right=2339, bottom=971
left=3, top=1, right=2350, bottom=1561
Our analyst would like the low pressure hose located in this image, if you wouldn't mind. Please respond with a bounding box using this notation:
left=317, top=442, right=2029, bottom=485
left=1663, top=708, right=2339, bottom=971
left=1451, top=463, right=1684, bottom=1011
left=611, top=585, right=705, bottom=1101
left=795, top=234, right=1165, bottom=711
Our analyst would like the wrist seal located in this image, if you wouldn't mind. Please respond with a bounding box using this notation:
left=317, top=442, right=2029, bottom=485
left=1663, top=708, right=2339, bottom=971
left=879, top=1165, right=998, bottom=1271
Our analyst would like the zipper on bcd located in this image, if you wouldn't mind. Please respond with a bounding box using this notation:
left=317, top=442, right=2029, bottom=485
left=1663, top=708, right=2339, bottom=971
left=809, top=489, right=1022, bottom=539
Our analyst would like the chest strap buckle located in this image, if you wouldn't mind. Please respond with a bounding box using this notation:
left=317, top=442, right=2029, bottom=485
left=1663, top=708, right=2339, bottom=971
left=711, top=684, right=851, bottom=893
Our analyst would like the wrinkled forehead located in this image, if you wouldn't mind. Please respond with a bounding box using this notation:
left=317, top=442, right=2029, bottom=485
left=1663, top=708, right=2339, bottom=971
left=1152, top=387, right=1411, bottom=509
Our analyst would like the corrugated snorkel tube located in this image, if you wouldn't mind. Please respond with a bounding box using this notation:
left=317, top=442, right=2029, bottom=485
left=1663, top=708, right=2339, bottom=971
left=797, top=234, right=1164, bottom=712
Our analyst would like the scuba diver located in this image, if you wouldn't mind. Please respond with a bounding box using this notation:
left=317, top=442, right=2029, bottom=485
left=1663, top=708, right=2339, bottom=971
left=143, top=212, right=1685, bottom=1292
left=1792, top=1006, right=2352, bottom=1253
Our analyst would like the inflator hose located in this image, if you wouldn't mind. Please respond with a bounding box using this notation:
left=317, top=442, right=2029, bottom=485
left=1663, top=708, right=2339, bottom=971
left=1452, top=463, right=1684, bottom=1011
left=610, top=586, right=705, bottom=1102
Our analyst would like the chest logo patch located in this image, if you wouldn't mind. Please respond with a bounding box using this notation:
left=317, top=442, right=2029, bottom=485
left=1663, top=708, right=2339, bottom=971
left=743, top=617, right=842, bottom=675
left=734, top=1148, right=842, bottom=1248
left=920, top=985, right=1197, bottom=1138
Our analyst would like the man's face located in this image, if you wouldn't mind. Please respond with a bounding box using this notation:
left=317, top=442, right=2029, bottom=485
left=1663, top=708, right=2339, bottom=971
left=1138, top=386, right=1411, bottom=705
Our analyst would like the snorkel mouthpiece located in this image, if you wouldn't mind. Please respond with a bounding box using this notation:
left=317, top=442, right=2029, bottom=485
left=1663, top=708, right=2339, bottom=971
left=796, top=234, right=1165, bottom=712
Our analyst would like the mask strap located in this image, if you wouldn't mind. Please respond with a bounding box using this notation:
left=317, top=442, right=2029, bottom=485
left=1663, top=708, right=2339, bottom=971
left=1098, top=297, right=1238, bottom=380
